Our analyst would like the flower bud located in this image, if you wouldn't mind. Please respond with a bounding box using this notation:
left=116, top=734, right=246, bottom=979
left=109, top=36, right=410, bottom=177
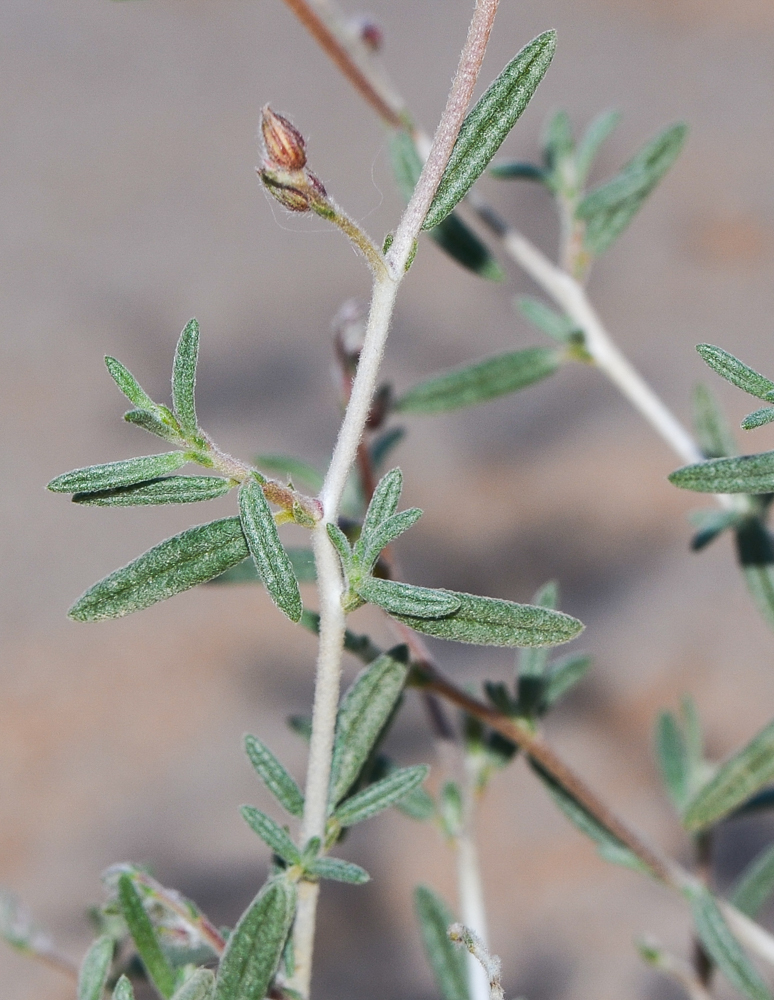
left=258, top=166, right=328, bottom=214
left=261, top=106, right=307, bottom=171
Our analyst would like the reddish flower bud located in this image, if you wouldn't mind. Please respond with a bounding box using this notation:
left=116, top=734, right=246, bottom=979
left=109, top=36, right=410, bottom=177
left=261, top=106, right=307, bottom=171
left=258, top=166, right=328, bottom=214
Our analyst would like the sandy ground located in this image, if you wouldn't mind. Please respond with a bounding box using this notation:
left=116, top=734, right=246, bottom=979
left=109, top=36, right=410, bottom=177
left=2, top=0, right=774, bottom=997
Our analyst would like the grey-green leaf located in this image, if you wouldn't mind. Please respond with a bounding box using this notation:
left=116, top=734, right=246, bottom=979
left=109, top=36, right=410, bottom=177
left=683, top=717, right=774, bottom=831
left=213, top=878, right=296, bottom=1000
left=306, top=858, right=370, bottom=884
left=244, top=735, right=304, bottom=818
left=239, top=480, right=302, bottom=622
left=693, top=383, right=737, bottom=459
left=334, top=765, right=429, bottom=827
left=542, top=653, right=592, bottom=708
left=326, top=522, right=354, bottom=572
left=697, top=344, right=774, bottom=402
left=48, top=452, right=187, bottom=494
left=578, top=123, right=687, bottom=255
left=423, top=31, right=556, bottom=230
left=359, top=468, right=403, bottom=545
left=212, top=549, right=316, bottom=586
left=690, top=508, right=740, bottom=551
left=360, top=508, right=423, bottom=573
left=395, top=347, right=560, bottom=414
left=656, top=711, right=689, bottom=811
left=391, top=591, right=584, bottom=647
left=575, top=108, right=621, bottom=185
left=519, top=580, right=559, bottom=678
left=69, top=516, right=249, bottom=621
left=172, top=319, right=200, bottom=436
left=736, top=520, right=774, bottom=632
left=78, top=935, right=114, bottom=1000
left=518, top=297, right=578, bottom=343
left=670, top=452, right=774, bottom=494
left=113, top=978, right=135, bottom=1000
left=329, top=649, right=409, bottom=806
left=240, top=807, right=301, bottom=865
left=73, top=476, right=232, bottom=507
left=414, top=887, right=470, bottom=1000
left=744, top=408, right=774, bottom=431
left=488, top=160, right=546, bottom=181
left=397, top=784, right=436, bottom=821
left=170, top=970, right=216, bottom=1000
left=356, top=577, right=461, bottom=619
left=124, top=408, right=182, bottom=443
left=118, top=873, right=176, bottom=999
left=687, top=884, right=772, bottom=1000
left=105, top=356, right=158, bottom=412
left=731, top=844, right=774, bottom=918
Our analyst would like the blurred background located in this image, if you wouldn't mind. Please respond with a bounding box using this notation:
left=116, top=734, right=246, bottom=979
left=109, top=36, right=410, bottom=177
left=2, top=0, right=774, bottom=997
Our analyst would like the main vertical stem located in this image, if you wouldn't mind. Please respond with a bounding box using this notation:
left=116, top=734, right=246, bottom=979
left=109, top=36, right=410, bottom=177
left=457, top=758, right=491, bottom=1000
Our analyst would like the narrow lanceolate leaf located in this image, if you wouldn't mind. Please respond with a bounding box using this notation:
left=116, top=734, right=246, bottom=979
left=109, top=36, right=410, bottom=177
left=326, top=523, right=354, bottom=573
left=124, top=408, right=182, bottom=443
left=244, top=735, right=304, bottom=818
left=170, top=970, right=216, bottom=1000
left=731, top=844, right=774, bottom=918
left=239, top=479, right=302, bottom=622
left=390, top=592, right=584, bottom=648
left=542, top=653, right=592, bottom=708
left=306, top=858, right=370, bottom=884
left=48, top=452, right=187, bottom=494
left=575, top=108, right=621, bottom=185
left=669, top=452, right=774, bottom=494
left=395, top=348, right=560, bottom=414
left=118, top=873, right=176, bottom=999
left=518, top=297, right=578, bottom=343
left=360, top=508, right=423, bottom=573
left=687, top=884, right=772, bottom=1000
left=656, top=711, right=689, bottom=811
left=172, top=319, right=200, bottom=436
left=78, top=935, right=114, bottom=1000
left=577, top=122, right=687, bottom=255
left=113, top=978, right=135, bottom=1000
left=690, top=508, right=740, bottom=552
left=356, top=577, right=461, bottom=619
left=736, top=520, right=774, bottom=632
left=388, top=130, right=504, bottom=281
left=370, top=427, right=405, bottom=471
left=329, top=649, right=409, bottom=806
left=423, top=31, right=556, bottom=230
left=693, top=383, right=736, bottom=459
left=697, top=344, right=774, bottom=402
left=683, top=717, right=774, bottom=831
left=212, top=549, right=315, bottom=586
left=488, top=160, right=546, bottom=181
left=334, top=765, right=430, bottom=827
left=69, top=516, right=249, bottom=621
left=73, top=476, right=232, bottom=507
left=213, top=878, right=296, bottom=1000
left=240, top=807, right=301, bottom=865
left=359, top=469, right=403, bottom=545
left=744, top=407, right=774, bottom=431
left=414, top=887, right=469, bottom=1000
left=105, top=356, right=158, bottom=412
left=519, top=580, right=559, bottom=678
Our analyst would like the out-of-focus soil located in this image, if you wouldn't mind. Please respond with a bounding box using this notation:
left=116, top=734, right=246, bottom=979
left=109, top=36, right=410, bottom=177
left=2, top=1, right=774, bottom=998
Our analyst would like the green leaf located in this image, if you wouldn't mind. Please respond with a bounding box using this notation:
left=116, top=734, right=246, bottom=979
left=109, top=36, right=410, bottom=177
left=731, top=843, right=774, bottom=918
left=391, top=591, right=584, bottom=647
left=105, top=356, right=158, bottom=412
left=329, top=648, right=409, bottom=806
left=413, top=887, right=470, bottom=1000
left=370, top=427, right=405, bottom=471
left=517, top=297, right=578, bottom=343
left=395, top=347, right=560, bottom=414
left=306, top=858, right=370, bottom=884
left=239, top=479, right=302, bottom=622
left=575, top=108, right=621, bottom=185
left=355, top=577, right=461, bottom=618
left=397, top=783, right=436, bottom=821
left=244, top=736, right=304, bottom=818
left=240, top=807, right=301, bottom=865
left=326, top=522, right=354, bottom=572
left=172, top=319, right=200, bottom=437
left=170, top=970, right=216, bottom=1000
left=744, top=408, right=774, bottom=431
left=687, top=883, right=772, bottom=1000
left=488, top=160, right=546, bottom=181
left=530, top=762, right=647, bottom=872
left=360, top=508, right=423, bottom=573
left=212, top=549, right=315, bottom=586
left=683, top=717, right=774, bottom=831
left=254, top=455, right=324, bottom=494
left=543, top=110, right=574, bottom=172
left=123, top=408, right=182, bottom=443
left=696, top=344, right=774, bottom=402
left=736, top=519, right=774, bottom=631
left=669, top=452, right=774, bottom=494
left=69, top=516, right=249, bottom=621
left=78, top=935, right=114, bottom=1000
left=48, top=452, right=187, bottom=494
left=334, top=765, right=429, bottom=827
left=213, top=878, right=296, bottom=1000
left=118, top=873, right=176, bottom=999
left=73, top=476, right=232, bottom=507
left=359, top=468, right=404, bottom=545
left=690, top=508, right=740, bottom=551
left=542, top=653, right=592, bottom=708
left=656, top=711, right=689, bottom=811
left=388, top=130, right=504, bottom=281
left=693, top=383, right=737, bottom=459
left=423, top=31, right=556, bottom=230
left=519, top=580, right=558, bottom=678
left=577, top=123, right=687, bottom=255
left=112, top=978, right=135, bottom=1000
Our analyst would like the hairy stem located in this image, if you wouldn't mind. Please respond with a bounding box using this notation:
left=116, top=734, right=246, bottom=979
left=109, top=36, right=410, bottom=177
left=457, top=757, right=491, bottom=1000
